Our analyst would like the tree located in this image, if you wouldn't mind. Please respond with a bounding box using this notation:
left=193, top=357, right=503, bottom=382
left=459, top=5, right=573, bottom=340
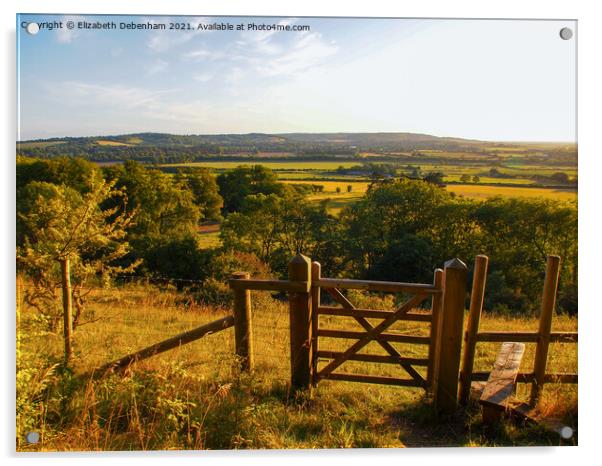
left=423, top=172, right=446, bottom=186
left=216, top=165, right=284, bottom=213
left=472, top=175, right=480, bottom=183
left=175, top=168, right=223, bottom=222
left=460, top=174, right=471, bottom=183
left=17, top=178, right=138, bottom=330
left=347, top=185, right=353, bottom=193
left=103, top=161, right=202, bottom=241
left=220, top=192, right=342, bottom=276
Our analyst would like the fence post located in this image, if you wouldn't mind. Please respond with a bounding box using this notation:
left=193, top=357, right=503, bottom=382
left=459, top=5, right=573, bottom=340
left=530, top=255, right=561, bottom=404
left=427, top=268, right=444, bottom=394
left=310, top=261, right=321, bottom=387
left=459, top=254, right=489, bottom=405
left=434, top=258, right=468, bottom=414
left=289, top=254, right=312, bottom=390
left=231, top=272, right=254, bottom=372
left=60, top=258, right=73, bottom=362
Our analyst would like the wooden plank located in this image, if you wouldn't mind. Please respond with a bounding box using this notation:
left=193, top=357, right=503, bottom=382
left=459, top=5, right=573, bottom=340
left=324, top=287, right=428, bottom=385
left=317, top=306, right=432, bottom=322
left=229, top=278, right=310, bottom=293
left=99, top=315, right=235, bottom=374
left=479, top=342, right=526, bottom=423
left=476, top=331, right=577, bottom=343
left=316, top=350, right=428, bottom=366
left=321, top=372, right=424, bottom=387
left=315, top=278, right=440, bottom=294
left=317, top=329, right=431, bottom=345
left=317, top=294, right=428, bottom=379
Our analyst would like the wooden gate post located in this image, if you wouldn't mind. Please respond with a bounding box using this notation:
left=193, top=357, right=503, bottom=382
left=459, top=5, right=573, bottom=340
left=530, top=255, right=561, bottom=404
left=60, top=258, right=73, bottom=362
left=288, top=254, right=312, bottom=390
left=427, top=268, right=444, bottom=393
left=232, top=272, right=254, bottom=372
left=434, top=258, right=468, bottom=414
left=310, top=261, right=321, bottom=387
left=459, top=254, right=489, bottom=405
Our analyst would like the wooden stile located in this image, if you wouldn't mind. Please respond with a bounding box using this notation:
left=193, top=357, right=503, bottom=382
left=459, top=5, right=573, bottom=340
left=480, top=342, right=525, bottom=423
left=289, top=254, right=313, bottom=389
left=434, top=258, right=468, bottom=414
left=531, top=255, right=561, bottom=404
left=459, top=254, right=489, bottom=405
left=231, top=272, right=254, bottom=371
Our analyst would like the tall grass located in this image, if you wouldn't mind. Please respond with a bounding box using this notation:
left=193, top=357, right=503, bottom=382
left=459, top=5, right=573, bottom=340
left=16, top=281, right=577, bottom=450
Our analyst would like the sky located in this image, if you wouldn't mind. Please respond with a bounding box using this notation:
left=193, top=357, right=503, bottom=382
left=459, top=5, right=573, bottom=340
left=17, top=15, right=576, bottom=142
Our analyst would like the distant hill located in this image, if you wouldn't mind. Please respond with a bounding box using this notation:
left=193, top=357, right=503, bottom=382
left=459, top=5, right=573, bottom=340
left=16, top=132, right=576, bottom=165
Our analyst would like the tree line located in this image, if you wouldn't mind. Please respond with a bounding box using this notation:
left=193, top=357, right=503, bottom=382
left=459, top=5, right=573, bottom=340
left=17, top=156, right=577, bottom=329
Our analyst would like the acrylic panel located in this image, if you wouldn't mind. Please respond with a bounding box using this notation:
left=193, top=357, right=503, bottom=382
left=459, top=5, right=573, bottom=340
left=16, top=14, right=577, bottom=451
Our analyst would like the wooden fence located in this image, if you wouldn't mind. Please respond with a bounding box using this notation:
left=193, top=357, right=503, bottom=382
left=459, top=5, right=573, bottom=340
left=459, top=255, right=578, bottom=406
left=86, top=252, right=575, bottom=417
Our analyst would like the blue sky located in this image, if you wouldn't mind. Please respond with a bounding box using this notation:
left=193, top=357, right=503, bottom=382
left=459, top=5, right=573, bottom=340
left=17, top=15, right=576, bottom=142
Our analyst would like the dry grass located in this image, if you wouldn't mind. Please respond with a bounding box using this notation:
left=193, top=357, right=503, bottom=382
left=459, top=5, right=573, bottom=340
left=16, top=282, right=578, bottom=451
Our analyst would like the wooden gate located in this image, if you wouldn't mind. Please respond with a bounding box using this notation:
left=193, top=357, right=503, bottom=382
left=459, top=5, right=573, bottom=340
left=310, top=258, right=468, bottom=412
left=312, top=268, right=440, bottom=390
left=229, top=254, right=470, bottom=414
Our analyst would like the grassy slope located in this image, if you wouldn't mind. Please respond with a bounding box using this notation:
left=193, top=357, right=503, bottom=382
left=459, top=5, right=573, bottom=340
left=17, top=282, right=577, bottom=451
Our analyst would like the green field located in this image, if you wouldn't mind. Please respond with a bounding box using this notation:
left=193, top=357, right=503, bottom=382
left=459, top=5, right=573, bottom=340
left=164, top=161, right=360, bottom=170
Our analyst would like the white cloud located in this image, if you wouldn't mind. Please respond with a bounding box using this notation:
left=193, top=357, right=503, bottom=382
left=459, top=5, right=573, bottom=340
left=235, top=31, right=339, bottom=78
left=145, top=59, right=168, bottom=76
left=181, top=48, right=225, bottom=61
left=194, top=73, right=214, bottom=83
left=49, top=81, right=177, bottom=112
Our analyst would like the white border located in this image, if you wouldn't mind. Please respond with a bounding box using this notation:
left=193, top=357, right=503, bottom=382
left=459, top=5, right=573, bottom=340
left=3, top=1, right=601, bottom=465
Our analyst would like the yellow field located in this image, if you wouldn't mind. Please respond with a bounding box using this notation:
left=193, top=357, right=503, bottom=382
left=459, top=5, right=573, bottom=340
left=283, top=180, right=371, bottom=193
left=96, top=140, right=134, bottom=147
left=447, top=184, right=577, bottom=201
